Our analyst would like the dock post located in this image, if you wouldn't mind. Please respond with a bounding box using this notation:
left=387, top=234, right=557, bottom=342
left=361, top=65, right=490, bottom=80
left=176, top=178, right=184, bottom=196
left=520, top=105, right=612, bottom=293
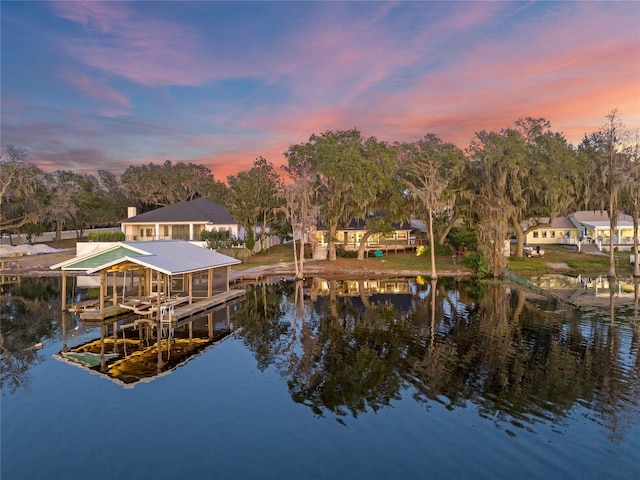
left=61, top=271, right=67, bottom=311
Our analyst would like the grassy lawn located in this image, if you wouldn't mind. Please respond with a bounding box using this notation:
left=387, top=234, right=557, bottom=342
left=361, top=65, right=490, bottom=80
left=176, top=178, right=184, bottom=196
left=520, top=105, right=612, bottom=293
left=37, top=238, right=632, bottom=277
left=506, top=244, right=631, bottom=276
left=235, top=243, right=465, bottom=273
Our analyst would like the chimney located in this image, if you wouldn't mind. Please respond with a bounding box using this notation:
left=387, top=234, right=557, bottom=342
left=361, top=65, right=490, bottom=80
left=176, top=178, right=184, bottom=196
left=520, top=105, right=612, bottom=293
left=127, top=207, right=137, bottom=218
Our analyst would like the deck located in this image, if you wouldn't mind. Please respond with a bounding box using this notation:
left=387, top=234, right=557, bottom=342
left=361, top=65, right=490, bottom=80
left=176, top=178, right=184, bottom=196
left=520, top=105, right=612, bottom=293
left=79, top=289, right=245, bottom=321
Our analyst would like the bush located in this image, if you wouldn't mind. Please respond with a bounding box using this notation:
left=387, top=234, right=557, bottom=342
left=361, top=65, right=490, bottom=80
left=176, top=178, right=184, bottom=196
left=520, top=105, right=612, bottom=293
left=416, top=244, right=453, bottom=257
left=448, top=226, right=478, bottom=251
left=87, top=231, right=125, bottom=242
left=460, top=250, right=490, bottom=275
left=201, top=229, right=240, bottom=249
left=337, top=247, right=358, bottom=258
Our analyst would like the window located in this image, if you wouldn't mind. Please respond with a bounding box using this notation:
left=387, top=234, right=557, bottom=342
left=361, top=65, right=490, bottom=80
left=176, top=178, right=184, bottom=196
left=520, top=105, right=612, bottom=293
left=550, top=231, right=555, bottom=238
left=542, top=231, right=547, bottom=238
left=146, top=228, right=153, bottom=237
left=533, top=231, right=539, bottom=238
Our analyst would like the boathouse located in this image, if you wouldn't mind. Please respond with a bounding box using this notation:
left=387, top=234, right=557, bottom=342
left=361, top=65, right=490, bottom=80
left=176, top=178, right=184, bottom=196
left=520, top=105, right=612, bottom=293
left=50, top=240, right=244, bottom=321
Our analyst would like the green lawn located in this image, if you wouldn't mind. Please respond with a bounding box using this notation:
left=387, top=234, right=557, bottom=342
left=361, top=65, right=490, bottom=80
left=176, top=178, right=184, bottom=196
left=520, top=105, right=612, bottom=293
left=506, top=244, right=631, bottom=276
left=40, top=237, right=633, bottom=277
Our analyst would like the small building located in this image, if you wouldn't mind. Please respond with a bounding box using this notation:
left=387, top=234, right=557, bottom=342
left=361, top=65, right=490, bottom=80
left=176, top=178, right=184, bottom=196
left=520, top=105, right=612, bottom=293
left=120, top=198, right=242, bottom=242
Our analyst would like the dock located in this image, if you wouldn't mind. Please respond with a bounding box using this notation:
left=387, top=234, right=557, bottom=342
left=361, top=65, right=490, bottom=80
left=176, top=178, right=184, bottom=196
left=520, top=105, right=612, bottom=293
left=79, top=289, right=245, bottom=322
left=230, top=266, right=279, bottom=283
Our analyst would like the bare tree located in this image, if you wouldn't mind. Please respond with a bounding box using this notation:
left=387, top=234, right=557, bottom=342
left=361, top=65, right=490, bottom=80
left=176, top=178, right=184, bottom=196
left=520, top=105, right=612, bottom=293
left=283, top=149, right=318, bottom=280
left=400, top=137, right=452, bottom=280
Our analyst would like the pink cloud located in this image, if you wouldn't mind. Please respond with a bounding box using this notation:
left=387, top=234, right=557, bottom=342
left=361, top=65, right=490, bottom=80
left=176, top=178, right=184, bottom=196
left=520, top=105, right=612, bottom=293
left=51, top=1, right=132, bottom=33
left=68, top=75, right=131, bottom=112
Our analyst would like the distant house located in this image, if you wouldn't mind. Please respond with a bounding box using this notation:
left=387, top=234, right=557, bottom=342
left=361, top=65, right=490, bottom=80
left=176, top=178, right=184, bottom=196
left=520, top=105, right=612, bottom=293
left=569, top=211, right=635, bottom=244
left=313, top=217, right=414, bottom=259
left=120, top=198, right=243, bottom=242
left=522, top=210, right=637, bottom=250
left=521, top=217, right=579, bottom=245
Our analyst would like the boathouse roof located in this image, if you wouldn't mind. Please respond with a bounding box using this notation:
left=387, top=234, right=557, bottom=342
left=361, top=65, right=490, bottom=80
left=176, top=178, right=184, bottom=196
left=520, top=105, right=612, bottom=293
left=50, top=240, right=240, bottom=275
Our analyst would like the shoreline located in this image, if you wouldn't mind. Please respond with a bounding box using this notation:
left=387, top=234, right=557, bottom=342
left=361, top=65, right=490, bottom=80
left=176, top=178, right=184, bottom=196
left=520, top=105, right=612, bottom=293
left=3, top=250, right=638, bottom=308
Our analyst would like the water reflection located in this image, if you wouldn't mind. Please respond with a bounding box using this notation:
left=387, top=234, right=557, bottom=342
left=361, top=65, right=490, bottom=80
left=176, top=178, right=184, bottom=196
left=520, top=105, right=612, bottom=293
left=54, top=307, right=238, bottom=388
left=233, top=277, right=640, bottom=439
left=1, top=277, right=62, bottom=395
left=2, top=275, right=640, bottom=443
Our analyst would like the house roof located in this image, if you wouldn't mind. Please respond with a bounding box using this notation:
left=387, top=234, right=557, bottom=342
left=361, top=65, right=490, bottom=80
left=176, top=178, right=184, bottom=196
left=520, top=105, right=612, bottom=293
left=317, top=216, right=413, bottom=231
left=50, top=240, right=240, bottom=275
left=521, top=216, right=576, bottom=230
left=571, top=210, right=634, bottom=228
left=121, top=198, right=237, bottom=224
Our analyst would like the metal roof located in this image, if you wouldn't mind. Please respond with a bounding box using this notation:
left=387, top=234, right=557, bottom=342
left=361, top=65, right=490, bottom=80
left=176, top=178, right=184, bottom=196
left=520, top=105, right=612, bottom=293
left=571, top=210, right=634, bottom=228
left=51, top=240, right=240, bottom=275
left=121, top=198, right=237, bottom=224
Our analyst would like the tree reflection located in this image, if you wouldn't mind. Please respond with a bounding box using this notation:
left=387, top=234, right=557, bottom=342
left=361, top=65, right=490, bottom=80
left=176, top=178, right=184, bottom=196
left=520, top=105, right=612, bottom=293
left=1, top=277, right=61, bottom=395
left=235, top=278, right=640, bottom=439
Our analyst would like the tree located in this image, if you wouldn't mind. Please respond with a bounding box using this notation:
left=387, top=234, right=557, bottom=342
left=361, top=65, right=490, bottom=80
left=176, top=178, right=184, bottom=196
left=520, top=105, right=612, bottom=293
left=400, top=135, right=459, bottom=279
left=288, top=129, right=376, bottom=261
left=349, top=138, right=405, bottom=260
left=121, top=160, right=226, bottom=209
left=510, top=118, right=581, bottom=257
left=43, top=171, right=79, bottom=242
left=281, top=151, right=318, bottom=279
left=623, top=132, right=640, bottom=277
left=468, top=130, right=522, bottom=277
left=0, top=146, right=45, bottom=237
left=226, top=157, right=283, bottom=254
left=579, top=109, right=629, bottom=278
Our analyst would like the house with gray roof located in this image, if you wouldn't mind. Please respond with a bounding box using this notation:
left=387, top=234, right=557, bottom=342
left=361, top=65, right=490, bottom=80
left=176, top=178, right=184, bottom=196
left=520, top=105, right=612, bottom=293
left=520, top=216, right=580, bottom=246
left=522, top=211, right=638, bottom=251
left=120, top=198, right=243, bottom=242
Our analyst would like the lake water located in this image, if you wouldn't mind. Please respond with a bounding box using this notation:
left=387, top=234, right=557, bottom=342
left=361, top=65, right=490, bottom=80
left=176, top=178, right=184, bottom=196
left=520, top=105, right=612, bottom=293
left=2, top=276, right=639, bottom=480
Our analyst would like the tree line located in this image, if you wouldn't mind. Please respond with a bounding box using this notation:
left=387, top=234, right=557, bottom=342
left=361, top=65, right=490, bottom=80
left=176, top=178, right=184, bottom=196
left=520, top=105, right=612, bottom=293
left=1, top=109, right=638, bottom=278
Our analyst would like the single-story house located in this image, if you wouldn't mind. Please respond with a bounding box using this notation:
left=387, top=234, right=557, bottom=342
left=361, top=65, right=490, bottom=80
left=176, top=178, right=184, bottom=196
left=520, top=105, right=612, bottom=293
left=120, top=198, right=242, bottom=242
left=522, top=211, right=638, bottom=250
left=521, top=216, right=579, bottom=245
left=569, top=211, right=636, bottom=244
left=313, top=218, right=414, bottom=259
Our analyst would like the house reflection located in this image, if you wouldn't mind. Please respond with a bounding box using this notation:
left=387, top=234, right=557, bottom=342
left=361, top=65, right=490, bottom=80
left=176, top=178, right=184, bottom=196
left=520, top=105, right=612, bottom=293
left=529, top=273, right=637, bottom=299
left=582, top=275, right=636, bottom=297
left=55, top=303, right=239, bottom=388
left=310, top=278, right=414, bottom=296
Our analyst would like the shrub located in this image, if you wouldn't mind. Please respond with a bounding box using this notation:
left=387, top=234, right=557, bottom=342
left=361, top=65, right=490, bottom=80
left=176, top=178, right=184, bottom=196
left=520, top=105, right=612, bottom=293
left=416, top=244, right=453, bottom=257
left=460, top=250, right=490, bottom=275
left=87, top=231, right=125, bottom=242
left=448, top=226, right=478, bottom=251
left=201, top=229, right=240, bottom=249
left=337, top=247, right=358, bottom=258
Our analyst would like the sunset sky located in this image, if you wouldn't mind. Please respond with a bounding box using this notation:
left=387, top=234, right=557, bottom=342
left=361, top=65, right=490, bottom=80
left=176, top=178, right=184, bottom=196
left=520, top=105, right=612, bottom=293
left=2, top=1, right=639, bottom=181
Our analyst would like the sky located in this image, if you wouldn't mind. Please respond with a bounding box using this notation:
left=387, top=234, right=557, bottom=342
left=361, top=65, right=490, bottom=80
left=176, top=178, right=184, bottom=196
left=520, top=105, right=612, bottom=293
left=2, top=1, right=639, bottom=181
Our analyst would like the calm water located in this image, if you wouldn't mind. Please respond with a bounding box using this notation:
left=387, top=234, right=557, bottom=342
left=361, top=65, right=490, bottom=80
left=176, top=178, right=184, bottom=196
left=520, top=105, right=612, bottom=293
left=2, top=276, right=639, bottom=480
